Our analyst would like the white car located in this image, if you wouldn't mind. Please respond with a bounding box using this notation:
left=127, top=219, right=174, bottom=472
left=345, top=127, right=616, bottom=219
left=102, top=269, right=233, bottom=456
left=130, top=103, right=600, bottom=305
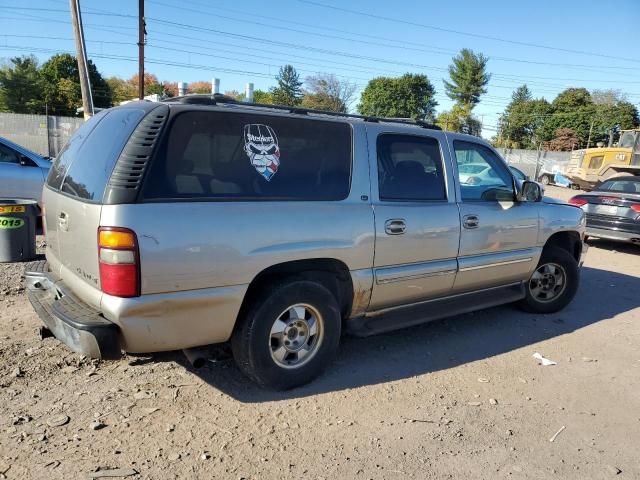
left=0, top=137, right=51, bottom=207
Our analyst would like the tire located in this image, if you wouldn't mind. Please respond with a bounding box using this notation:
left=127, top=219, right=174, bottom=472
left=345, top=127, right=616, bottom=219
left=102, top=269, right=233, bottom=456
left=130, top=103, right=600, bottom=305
left=519, top=246, right=579, bottom=314
left=540, top=175, right=550, bottom=185
left=231, top=280, right=341, bottom=390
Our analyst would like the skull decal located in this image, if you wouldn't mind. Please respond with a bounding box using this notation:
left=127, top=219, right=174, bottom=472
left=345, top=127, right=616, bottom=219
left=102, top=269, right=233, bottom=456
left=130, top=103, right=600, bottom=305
left=243, top=124, right=280, bottom=181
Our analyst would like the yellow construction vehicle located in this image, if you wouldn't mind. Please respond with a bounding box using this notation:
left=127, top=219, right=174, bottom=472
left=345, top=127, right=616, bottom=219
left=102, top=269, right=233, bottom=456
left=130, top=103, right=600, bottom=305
left=565, top=129, right=640, bottom=190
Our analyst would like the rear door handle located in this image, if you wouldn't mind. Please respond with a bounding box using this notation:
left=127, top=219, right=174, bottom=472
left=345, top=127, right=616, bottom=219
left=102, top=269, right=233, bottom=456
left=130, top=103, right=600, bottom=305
left=463, top=214, right=479, bottom=229
left=384, top=218, right=406, bottom=235
left=58, top=211, right=69, bottom=231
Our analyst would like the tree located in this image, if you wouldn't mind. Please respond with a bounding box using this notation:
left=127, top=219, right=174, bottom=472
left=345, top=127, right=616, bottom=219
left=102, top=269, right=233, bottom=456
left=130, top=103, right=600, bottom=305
left=188, top=81, right=212, bottom=94
left=271, top=65, right=303, bottom=106
left=495, top=85, right=552, bottom=148
left=436, top=104, right=481, bottom=136
left=106, top=76, right=136, bottom=104
left=358, top=73, right=437, bottom=121
left=544, top=128, right=579, bottom=151
left=443, top=49, right=491, bottom=110
left=302, top=73, right=356, bottom=112
left=40, top=53, right=112, bottom=115
left=0, top=56, right=43, bottom=113
left=253, top=90, right=273, bottom=104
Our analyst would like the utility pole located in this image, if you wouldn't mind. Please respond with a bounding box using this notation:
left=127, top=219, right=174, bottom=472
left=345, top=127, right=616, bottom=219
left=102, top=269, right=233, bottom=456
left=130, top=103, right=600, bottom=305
left=138, top=0, right=145, bottom=100
left=69, top=0, right=93, bottom=118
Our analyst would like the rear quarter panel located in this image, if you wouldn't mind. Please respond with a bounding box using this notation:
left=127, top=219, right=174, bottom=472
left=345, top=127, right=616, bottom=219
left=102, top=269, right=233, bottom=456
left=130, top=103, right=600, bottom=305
left=100, top=200, right=375, bottom=295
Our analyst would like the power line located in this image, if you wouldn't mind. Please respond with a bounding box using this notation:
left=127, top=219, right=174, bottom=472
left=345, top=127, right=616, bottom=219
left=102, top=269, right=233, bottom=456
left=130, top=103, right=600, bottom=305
left=297, top=0, right=640, bottom=64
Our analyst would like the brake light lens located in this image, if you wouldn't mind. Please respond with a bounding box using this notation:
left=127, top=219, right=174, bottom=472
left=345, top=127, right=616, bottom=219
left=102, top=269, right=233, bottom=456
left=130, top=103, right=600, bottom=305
left=98, top=227, right=139, bottom=297
left=568, top=197, right=588, bottom=207
left=631, top=204, right=640, bottom=214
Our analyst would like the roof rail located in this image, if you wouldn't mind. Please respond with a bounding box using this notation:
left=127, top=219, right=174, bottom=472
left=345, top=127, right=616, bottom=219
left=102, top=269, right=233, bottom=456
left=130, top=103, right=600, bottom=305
left=161, top=94, right=441, bottom=130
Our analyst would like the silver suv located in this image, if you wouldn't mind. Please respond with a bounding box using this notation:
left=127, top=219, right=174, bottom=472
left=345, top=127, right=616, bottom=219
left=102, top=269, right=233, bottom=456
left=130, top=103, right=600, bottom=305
left=25, top=97, right=587, bottom=389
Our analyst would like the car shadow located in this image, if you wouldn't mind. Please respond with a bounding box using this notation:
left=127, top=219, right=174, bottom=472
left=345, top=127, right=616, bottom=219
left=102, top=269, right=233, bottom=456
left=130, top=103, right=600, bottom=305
left=150, top=266, right=640, bottom=403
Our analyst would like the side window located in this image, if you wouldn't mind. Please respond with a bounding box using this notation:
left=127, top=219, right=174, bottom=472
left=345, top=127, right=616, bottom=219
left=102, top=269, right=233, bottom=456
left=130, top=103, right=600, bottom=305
left=453, top=140, right=514, bottom=202
left=142, top=111, right=352, bottom=201
left=377, top=134, right=447, bottom=201
left=0, top=144, right=19, bottom=164
left=588, top=155, right=604, bottom=170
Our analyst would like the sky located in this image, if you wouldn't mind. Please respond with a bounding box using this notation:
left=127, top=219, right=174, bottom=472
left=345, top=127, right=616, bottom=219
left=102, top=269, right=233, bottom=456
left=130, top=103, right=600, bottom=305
left=1, top=0, right=640, bottom=138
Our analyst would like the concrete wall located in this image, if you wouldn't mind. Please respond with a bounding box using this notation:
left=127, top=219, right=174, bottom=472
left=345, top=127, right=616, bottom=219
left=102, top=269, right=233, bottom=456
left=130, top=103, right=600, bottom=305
left=498, top=148, right=572, bottom=178
left=0, top=113, right=84, bottom=157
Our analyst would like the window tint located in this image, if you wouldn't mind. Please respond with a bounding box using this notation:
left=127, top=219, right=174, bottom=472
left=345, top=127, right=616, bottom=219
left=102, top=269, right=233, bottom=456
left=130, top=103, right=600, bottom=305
left=142, top=111, right=352, bottom=201
left=454, top=141, right=514, bottom=202
left=376, top=134, right=446, bottom=201
left=0, top=144, right=19, bottom=164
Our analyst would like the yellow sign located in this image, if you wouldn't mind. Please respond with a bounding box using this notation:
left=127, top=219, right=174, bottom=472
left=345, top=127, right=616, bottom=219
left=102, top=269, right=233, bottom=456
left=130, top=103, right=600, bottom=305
left=0, top=205, right=25, bottom=213
left=0, top=217, right=24, bottom=229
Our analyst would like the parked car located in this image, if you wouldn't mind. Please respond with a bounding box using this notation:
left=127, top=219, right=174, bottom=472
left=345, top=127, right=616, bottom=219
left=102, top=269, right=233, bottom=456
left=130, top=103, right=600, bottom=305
left=25, top=98, right=587, bottom=389
left=0, top=137, right=51, bottom=208
left=569, top=176, right=640, bottom=245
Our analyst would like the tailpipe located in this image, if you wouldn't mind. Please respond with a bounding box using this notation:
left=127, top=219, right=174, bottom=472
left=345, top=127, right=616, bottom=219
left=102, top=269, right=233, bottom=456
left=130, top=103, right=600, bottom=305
left=182, top=347, right=208, bottom=369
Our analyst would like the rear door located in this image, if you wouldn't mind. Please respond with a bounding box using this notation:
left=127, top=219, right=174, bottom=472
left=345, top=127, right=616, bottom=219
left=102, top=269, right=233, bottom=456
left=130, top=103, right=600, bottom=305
left=448, top=137, right=540, bottom=293
left=44, top=108, right=145, bottom=305
left=368, top=126, right=460, bottom=311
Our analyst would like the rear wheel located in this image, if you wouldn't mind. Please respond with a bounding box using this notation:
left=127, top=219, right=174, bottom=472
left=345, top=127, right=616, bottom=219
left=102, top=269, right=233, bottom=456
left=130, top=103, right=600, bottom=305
left=519, top=246, right=579, bottom=313
left=540, top=174, right=551, bottom=185
left=231, top=280, right=341, bottom=390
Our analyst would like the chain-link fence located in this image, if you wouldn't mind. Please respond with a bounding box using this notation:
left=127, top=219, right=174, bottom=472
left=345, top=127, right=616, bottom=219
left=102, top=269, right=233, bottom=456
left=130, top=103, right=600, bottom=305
left=0, top=113, right=84, bottom=158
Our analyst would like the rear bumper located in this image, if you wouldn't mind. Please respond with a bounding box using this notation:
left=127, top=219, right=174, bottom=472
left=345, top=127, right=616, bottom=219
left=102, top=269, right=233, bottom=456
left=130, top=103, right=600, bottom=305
left=24, top=260, right=121, bottom=359
left=586, top=226, right=640, bottom=243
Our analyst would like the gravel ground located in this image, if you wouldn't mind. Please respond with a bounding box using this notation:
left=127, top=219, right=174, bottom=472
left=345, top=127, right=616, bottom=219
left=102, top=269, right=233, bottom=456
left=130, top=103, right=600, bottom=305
left=0, top=186, right=639, bottom=479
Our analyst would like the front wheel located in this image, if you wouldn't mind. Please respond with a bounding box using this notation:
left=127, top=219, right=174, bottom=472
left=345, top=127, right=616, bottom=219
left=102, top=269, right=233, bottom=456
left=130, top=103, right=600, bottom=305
left=540, top=175, right=550, bottom=185
left=519, top=246, right=579, bottom=314
left=231, top=280, right=341, bottom=390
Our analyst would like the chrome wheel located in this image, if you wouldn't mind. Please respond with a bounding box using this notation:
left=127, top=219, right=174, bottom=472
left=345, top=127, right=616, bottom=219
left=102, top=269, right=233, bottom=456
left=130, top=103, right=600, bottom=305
left=269, top=304, right=324, bottom=369
left=529, top=262, right=567, bottom=303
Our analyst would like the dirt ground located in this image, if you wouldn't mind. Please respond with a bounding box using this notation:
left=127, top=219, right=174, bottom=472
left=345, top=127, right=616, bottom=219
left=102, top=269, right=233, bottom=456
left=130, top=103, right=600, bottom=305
left=0, top=185, right=638, bottom=479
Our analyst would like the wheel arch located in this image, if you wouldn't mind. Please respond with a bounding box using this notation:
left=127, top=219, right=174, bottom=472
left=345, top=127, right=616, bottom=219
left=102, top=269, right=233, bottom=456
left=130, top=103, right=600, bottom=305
left=544, top=230, right=582, bottom=263
left=235, top=258, right=355, bottom=330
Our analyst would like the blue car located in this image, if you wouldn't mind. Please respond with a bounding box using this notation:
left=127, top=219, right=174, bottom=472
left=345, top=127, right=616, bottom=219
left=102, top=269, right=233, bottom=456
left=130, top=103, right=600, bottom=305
left=0, top=137, right=51, bottom=208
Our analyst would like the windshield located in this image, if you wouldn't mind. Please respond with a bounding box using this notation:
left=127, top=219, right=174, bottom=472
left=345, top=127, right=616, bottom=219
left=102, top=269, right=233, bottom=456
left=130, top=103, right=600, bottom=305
left=599, top=179, right=640, bottom=193
left=618, top=132, right=637, bottom=149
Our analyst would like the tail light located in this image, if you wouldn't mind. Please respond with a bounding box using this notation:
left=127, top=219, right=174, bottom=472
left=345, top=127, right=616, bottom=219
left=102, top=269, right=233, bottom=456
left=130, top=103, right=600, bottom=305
left=631, top=204, right=640, bottom=214
left=98, top=227, right=140, bottom=297
left=568, top=197, right=587, bottom=207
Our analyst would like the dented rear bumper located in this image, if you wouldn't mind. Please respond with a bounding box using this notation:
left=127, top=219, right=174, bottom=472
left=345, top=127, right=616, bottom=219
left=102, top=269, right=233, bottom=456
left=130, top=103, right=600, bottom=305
left=24, top=260, right=121, bottom=359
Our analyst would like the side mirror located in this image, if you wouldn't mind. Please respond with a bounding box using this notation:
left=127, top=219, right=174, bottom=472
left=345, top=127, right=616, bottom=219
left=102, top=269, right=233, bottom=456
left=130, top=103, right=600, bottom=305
left=518, top=180, right=542, bottom=202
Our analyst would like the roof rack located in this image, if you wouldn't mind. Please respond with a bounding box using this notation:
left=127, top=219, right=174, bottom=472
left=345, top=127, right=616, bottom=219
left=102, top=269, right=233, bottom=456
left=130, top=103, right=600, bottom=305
left=161, top=94, right=441, bottom=130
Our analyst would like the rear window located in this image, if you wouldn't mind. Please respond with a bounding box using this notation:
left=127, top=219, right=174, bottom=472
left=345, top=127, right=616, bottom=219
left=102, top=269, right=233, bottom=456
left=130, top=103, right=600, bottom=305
left=141, top=110, right=352, bottom=201
left=47, top=108, right=146, bottom=201
left=599, top=179, right=640, bottom=193
left=46, top=111, right=106, bottom=190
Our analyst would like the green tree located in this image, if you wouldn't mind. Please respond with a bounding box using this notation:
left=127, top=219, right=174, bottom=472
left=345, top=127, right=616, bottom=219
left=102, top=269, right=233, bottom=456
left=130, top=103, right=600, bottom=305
left=0, top=56, right=43, bottom=113
left=40, top=53, right=112, bottom=115
left=443, top=49, right=491, bottom=110
left=358, top=73, right=437, bottom=121
left=271, top=65, right=303, bottom=106
left=253, top=89, right=274, bottom=104
left=106, top=76, right=136, bottom=104
left=495, top=85, right=552, bottom=148
left=436, top=104, right=482, bottom=136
